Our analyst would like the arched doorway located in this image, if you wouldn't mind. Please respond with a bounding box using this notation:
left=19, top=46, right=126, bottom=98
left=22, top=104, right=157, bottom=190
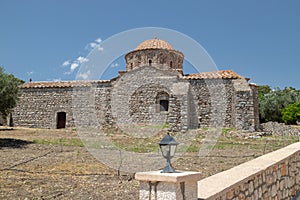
left=57, top=112, right=66, bottom=129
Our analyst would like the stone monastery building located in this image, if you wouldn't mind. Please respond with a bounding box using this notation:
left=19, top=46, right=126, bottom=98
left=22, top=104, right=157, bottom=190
left=13, top=38, right=259, bottom=132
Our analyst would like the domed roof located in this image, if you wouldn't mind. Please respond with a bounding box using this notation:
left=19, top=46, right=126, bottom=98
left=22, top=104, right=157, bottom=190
left=135, top=38, right=174, bottom=50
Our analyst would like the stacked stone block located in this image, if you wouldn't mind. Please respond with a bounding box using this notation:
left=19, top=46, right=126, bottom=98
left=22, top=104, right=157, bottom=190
left=198, top=142, right=300, bottom=200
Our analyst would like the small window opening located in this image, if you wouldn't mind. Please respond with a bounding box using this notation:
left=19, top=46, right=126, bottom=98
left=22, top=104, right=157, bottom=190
left=149, top=59, right=152, bottom=66
left=130, top=63, right=133, bottom=70
left=157, top=92, right=169, bottom=112
left=170, top=61, right=173, bottom=68
left=160, top=100, right=169, bottom=112
left=57, top=112, right=66, bottom=129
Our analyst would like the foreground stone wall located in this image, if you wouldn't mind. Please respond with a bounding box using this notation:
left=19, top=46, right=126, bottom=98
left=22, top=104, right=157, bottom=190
left=261, top=122, right=300, bottom=137
left=198, top=142, right=300, bottom=200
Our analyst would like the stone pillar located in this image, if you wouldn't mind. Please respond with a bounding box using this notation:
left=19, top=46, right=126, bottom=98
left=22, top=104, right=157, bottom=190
left=135, top=171, right=201, bottom=200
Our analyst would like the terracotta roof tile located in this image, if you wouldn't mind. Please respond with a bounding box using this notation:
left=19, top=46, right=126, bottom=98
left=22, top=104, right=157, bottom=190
left=20, top=70, right=242, bottom=88
left=20, top=80, right=110, bottom=89
left=135, top=38, right=174, bottom=50
left=183, top=70, right=243, bottom=80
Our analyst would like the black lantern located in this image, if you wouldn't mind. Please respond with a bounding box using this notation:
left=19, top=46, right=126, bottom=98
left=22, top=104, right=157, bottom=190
left=159, top=133, right=178, bottom=173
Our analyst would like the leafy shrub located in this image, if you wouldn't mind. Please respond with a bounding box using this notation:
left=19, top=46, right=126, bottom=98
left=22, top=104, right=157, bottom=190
left=281, top=101, right=300, bottom=125
left=259, top=86, right=300, bottom=123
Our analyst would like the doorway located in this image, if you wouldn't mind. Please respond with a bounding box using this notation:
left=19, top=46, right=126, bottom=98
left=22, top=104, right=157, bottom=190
left=57, top=112, right=66, bottom=129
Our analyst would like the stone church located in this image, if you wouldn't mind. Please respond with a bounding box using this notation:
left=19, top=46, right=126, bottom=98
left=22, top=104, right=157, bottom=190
left=12, top=38, right=259, bottom=132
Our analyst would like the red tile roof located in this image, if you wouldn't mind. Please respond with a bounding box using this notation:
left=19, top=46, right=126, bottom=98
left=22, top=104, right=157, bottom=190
left=183, top=70, right=243, bottom=80
left=20, top=80, right=110, bottom=88
left=20, top=70, right=243, bottom=89
left=135, top=38, right=174, bottom=51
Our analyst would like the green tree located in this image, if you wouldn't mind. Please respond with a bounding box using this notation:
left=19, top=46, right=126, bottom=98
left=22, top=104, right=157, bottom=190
left=257, top=85, right=272, bottom=101
left=259, top=87, right=300, bottom=123
left=281, top=101, right=300, bottom=125
left=0, top=67, right=24, bottom=118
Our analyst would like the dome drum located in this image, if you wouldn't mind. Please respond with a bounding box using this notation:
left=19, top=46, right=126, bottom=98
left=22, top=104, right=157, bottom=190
left=125, top=39, right=184, bottom=73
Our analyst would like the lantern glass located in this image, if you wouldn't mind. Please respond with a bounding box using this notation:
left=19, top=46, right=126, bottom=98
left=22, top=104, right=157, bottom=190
left=160, top=144, right=177, bottom=159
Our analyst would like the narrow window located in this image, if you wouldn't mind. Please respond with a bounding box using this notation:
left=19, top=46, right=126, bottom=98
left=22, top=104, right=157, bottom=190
left=57, top=112, right=66, bottom=129
left=156, top=92, right=169, bottom=112
left=149, top=59, right=152, bottom=66
left=130, top=63, right=133, bottom=70
left=170, top=61, right=173, bottom=68
left=160, top=100, right=169, bottom=112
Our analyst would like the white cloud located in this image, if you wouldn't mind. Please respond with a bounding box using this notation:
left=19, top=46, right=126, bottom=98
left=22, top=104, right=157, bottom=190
left=86, top=37, right=104, bottom=52
left=88, top=43, right=103, bottom=51
left=95, top=38, right=102, bottom=43
left=77, top=70, right=91, bottom=80
left=70, top=63, right=79, bottom=72
left=110, top=63, right=119, bottom=68
left=62, top=60, right=71, bottom=67
left=76, top=56, right=89, bottom=64
left=90, top=42, right=97, bottom=48
left=63, top=36, right=103, bottom=75
left=63, top=56, right=89, bottom=75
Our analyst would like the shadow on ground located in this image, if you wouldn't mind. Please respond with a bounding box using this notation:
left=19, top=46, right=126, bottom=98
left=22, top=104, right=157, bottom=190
left=0, top=138, right=32, bottom=149
left=0, top=127, right=14, bottom=131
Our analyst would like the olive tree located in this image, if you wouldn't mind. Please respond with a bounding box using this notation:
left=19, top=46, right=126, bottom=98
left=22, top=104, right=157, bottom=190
left=259, top=86, right=300, bottom=123
left=0, top=67, right=24, bottom=121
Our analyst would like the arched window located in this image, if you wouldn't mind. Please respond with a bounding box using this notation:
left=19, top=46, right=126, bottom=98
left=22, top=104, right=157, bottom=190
left=149, top=59, right=152, bottom=66
left=57, top=112, right=66, bottom=129
left=156, top=92, right=169, bottom=112
left=170, top=61, right=173, bottom=68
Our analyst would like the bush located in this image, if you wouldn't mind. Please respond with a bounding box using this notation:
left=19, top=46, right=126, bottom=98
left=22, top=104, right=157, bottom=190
left=281, top=101, right=300, bottom=125
left=259, top=86, right=300, bottom=123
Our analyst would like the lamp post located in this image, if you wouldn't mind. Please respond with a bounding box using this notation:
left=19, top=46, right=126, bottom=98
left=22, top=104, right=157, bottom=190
left=159, top=132, right=178, bottom=173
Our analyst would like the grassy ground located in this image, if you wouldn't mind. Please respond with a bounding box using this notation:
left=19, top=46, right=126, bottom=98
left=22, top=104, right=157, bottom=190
left=0, top=126, right=299, bottom=199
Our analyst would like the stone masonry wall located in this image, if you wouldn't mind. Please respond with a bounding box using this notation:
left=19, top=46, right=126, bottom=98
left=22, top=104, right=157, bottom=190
left=261, top=122, right=300, bottom=137
left=13, top=82, right=112, bottom=129
left=189, top=79, right=235, bottom=129
left=251, top=84, right=260, bottom=130
left=233, top=79, right=257, bottom=131
left=13, top=69, right=258, bottom=132
left=73, top=83, right=112, bottom=128
left=125, top=49, right=183, bottom=72
left=198, top=142, right=300, bottom=200
left=111, top=66, right=189, bottom=132
left=129, top=84, right=170, bottom=124
left=188, top=78, right=259, bottom=131
left=13, top=87, right=74, bottom=128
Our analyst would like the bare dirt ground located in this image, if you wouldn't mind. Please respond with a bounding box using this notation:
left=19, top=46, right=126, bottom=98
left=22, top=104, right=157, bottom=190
left=0, top=127, right=298, bottom=199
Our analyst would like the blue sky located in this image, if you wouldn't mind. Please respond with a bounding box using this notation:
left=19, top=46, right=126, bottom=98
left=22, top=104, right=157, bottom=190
left=0, top=0, right=299, bottom=89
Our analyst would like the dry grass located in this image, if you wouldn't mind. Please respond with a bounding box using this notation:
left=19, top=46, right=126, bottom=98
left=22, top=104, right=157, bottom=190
left=0, top=126, right=298, bottom=199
